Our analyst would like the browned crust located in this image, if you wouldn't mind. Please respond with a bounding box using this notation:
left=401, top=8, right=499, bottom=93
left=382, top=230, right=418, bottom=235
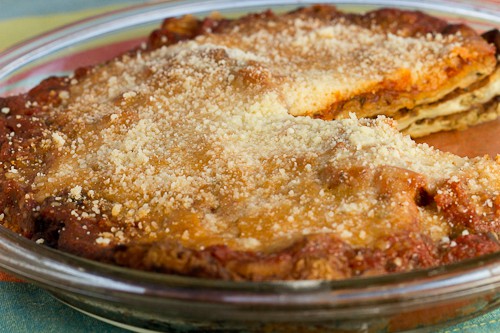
left=0, top=77, right=70, bottom=235
left=105, top=231, right=498, bottom=281
left=147, top=6, right=460, bottom=49
left=482, top=29, right=500, bottom=56
left=0, top=5, right=499, bottom=281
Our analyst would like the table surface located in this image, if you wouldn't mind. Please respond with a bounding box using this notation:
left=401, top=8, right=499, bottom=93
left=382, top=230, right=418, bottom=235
left=0, top=1, right=499, bottom=332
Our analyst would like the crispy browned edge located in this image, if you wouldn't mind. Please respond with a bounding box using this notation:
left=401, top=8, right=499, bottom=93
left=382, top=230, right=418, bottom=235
left=0, top=5, right=499, bottom=281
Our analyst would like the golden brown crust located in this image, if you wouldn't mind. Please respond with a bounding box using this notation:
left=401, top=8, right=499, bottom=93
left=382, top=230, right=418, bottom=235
left=147, top=6, right=465, bottom=48
left=108, top=230, right=499, bottom=281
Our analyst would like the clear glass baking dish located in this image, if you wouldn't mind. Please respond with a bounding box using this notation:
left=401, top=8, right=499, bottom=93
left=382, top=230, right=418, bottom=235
left=0, top=1, right=499, bottom=332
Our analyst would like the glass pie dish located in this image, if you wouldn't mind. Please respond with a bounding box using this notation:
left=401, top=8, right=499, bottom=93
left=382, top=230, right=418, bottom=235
left=0, top=1, right=499, bottom=332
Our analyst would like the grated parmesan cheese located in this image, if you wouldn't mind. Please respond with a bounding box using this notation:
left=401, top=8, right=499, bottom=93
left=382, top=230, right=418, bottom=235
left=28, top=12, right=500, bottom=252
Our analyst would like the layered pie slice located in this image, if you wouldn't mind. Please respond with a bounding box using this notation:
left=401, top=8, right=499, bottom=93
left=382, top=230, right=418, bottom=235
left=396, top=30, right=500, bottom=137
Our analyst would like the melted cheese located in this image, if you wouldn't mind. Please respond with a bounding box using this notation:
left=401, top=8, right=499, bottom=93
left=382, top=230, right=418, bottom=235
left=30, top=14, right=500, bottom=252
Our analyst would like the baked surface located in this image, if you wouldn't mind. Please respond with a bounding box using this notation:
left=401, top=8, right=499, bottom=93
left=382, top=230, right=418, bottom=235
left=0, top=5, right=499, bottom=280
left=148, top=6, right=497, bottom=121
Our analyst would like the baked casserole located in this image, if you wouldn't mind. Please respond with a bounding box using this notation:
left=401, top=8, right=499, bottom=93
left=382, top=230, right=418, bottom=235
left=0, top=5, right=499, bottom=281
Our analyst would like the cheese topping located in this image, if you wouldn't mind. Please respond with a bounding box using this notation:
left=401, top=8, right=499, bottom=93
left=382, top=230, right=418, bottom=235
left=30, top=14, right=500, bottom=252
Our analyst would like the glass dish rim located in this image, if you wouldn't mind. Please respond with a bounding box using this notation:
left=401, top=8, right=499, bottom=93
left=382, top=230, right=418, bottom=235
left=0, top=0, right=499, bottom=310
left=1, top=224, right=499, bottom=307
